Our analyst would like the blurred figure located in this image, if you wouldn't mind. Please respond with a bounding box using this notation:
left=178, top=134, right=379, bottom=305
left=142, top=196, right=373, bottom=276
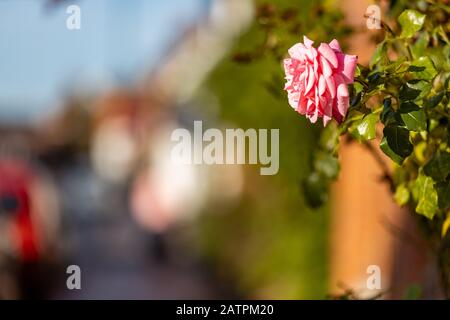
left=130, top=123, right=210, bottom=261
left=0, top=137, right=62, bottom=299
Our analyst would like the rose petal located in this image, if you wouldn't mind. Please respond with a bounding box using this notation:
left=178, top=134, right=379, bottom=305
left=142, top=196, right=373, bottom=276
left=309, top=108, right=319, bottom=123
left=303, top=35, right=314, bottom=48
left=297, top=94, right=308, bottom=114
left=325, top=76, right=336, bottom=98
left=319, top=56, right=332, bottom=77
left=318, top=43, right=338, bottom=68
left=318, top=75, right=326, bottom=96
left=288, top=43, right=307, bottom=61
left=337, top=53, right=358, bottom=84
left=305, top=65, right=315, bottom=94
left=329, top=39, right=341, bottom=52
left=337, top=82, right=349, bottom=116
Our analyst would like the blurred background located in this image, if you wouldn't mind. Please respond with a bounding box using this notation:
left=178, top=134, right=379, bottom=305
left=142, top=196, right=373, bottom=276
left=0, top=0, right=442, bottom=299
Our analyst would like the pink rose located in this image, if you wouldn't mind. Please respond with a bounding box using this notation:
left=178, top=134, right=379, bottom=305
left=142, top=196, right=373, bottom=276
left=283, top=36, right=357, bottom=126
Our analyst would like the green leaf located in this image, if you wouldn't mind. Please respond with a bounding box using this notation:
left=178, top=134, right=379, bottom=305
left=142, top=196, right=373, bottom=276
left=398, top=9, right=426, bottom=38
left=370, top=41, right=387, bottom=68
left=314, top=152, right=340, bottom=180
left=408, top=80, right=432, bottom=100
left=414, top=141, right=427, bottom=163
left=319, top=123, right=340, bottom=154
left=400, top=110, right=426, bottom=131
left=349, top=113, right=378, bottom=141
left=408, top=65, right=425, bottom=72
left=380, top=136, right=405, bottom=164
left=383, top=57, right=408, bottom=74
left=399, top=101, right=420, bottom=112
left=424, top=92, right=444, bottom=108
left=367, top=72, right=383, bottom=90
left=355, top=64, right=369, bottom=77
left=435, top=25, right=450, bottom=45
left=380, top=98, right=392, bottom=124
left=423, top=152, right=450, bottom=182
left=302, top=172, right=329, bottom=208
left=380, top=98, right=404, bottom=126
left=399, top=83, right=421, bottom=101
left=394, top=183, right=410, bottom=206
left=383, top=125, right=413, bottom=158
left=409, top=57, right=438, bottom=80
left=412, top=172, right=438, bottom=219
left=442, top=214, right=450, bottom=238
left=350, top=91, right=362, bottom=108
left=411, top=31, right=429, bottom=59
left=435, top=180, right=450, bottom=210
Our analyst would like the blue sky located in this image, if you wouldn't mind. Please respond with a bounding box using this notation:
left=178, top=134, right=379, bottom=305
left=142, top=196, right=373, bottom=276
left=0, top=0, right=210, bottom=123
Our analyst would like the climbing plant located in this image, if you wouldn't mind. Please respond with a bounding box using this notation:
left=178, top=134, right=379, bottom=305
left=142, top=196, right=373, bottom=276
left=291, top=1, right=450, bottom=298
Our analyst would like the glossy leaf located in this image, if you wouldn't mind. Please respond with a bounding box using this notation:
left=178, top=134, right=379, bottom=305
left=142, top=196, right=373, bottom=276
left=394, top=183, right=410, bottom=206
left=400, top=110, right=426, bottom=132
left=350, top=113, right=378, bottom=141
left=411, top=31, right=429, bottom=59
left=412, top=172, right=438, bottom=219
left=424, top=92, right=444, bottom=108
left=380, top=136, right=405, bottom=164
left=399, top=83, right=421, bottom=101
left=383, top=125, right=413, bottom=158
left=424, top=152, right=450, bottom=182
left=435, top=180, right=450, bottom=210
left=398, top=9, right=426, bottom=38
left=407, top=80, right=432, bottom=99
left=370, top=41, right=387, bottom=67
left=409, top=57, right=438, bottom=80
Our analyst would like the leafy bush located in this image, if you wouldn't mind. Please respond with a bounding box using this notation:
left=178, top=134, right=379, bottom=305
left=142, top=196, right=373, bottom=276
left=302, top=1, right=450, bottom=297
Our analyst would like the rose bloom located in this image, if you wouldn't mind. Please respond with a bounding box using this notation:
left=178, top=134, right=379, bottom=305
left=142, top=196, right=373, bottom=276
left=283, top=36, right=357, bottom=126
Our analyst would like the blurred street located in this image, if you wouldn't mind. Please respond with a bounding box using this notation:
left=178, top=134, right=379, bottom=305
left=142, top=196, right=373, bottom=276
left=0, top=0, right=333, bottom=300
left=49, top=160, right=228, bottom=300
